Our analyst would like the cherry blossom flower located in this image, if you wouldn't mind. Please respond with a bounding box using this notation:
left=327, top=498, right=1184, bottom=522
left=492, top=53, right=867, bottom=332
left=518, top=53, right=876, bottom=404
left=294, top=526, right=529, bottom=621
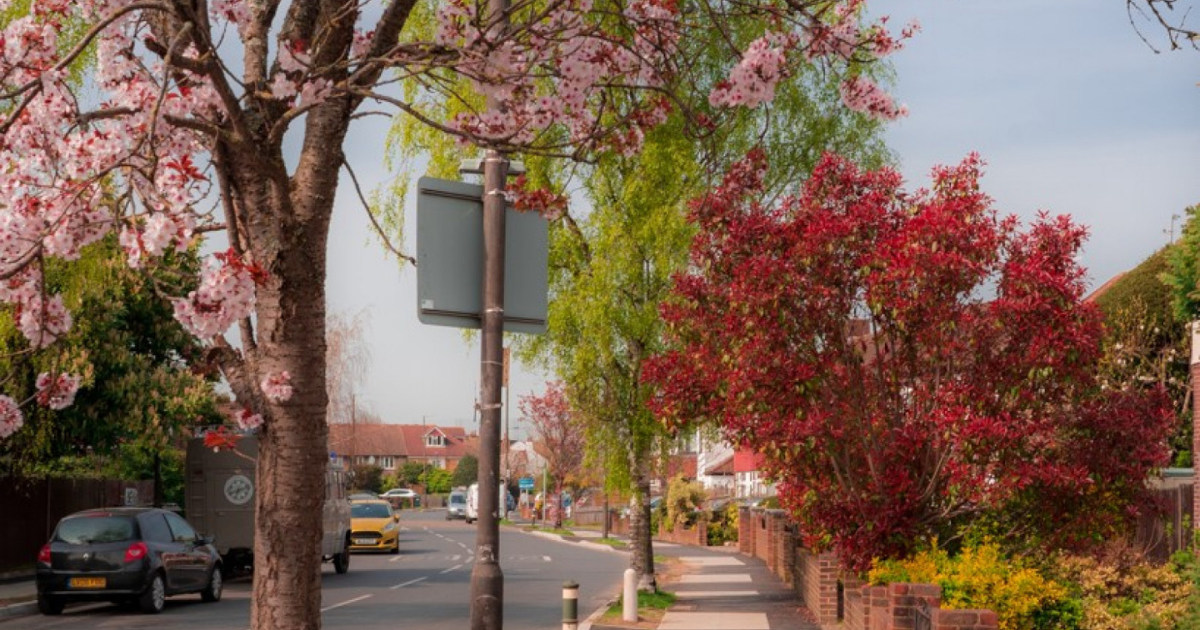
left=0, top=396, right=21, bottom=438
left=839, top=75, right=906, bottom=120
left=36, top=372, right=81, bottom=410
left=261, top=371, right=294, bottom=403
left=234, top=407, right=264, bottom=431
left=173, top=251, right=260, bottom=339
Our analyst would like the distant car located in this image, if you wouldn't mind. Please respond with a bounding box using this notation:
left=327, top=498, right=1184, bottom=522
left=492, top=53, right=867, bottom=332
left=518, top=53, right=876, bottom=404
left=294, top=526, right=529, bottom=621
left=36, top=507, right=223, bottom=615
left=349, top=500, right=400, bottom=553
left=380, top=488, right=419, bottom=508
left=446, top=490, right=467, bottom=520
left=348, top=492, right=379, bottom=501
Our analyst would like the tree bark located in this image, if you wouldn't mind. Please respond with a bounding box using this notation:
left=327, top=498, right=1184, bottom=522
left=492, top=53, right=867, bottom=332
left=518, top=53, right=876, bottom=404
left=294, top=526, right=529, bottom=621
left=628, top=458, right=656, bottom=592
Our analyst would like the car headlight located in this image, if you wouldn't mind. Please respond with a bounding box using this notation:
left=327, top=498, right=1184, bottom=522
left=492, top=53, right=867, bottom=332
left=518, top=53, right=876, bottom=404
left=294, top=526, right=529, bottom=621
left=383, top=522, right=397, bottom=532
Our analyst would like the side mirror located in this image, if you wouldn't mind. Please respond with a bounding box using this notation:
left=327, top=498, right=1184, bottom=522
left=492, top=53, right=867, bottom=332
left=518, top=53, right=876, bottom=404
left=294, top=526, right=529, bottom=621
left=393, top=515, right=400, bottom=522
left=199, top=534, right=215, bottom=546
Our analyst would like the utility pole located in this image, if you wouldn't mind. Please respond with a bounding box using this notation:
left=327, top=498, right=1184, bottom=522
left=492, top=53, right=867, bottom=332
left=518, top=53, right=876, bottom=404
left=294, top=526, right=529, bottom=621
left=470, top=0, right=510, bottom=616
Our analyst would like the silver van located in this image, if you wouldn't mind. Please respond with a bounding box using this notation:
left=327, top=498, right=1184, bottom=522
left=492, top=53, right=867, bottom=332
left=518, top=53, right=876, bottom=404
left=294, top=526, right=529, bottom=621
left=447, top=489, right=467, bottom=520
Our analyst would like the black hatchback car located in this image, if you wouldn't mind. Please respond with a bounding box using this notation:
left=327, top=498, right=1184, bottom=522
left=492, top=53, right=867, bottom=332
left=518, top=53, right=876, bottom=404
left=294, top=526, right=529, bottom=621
left=36, top=507, right=223, bottom=615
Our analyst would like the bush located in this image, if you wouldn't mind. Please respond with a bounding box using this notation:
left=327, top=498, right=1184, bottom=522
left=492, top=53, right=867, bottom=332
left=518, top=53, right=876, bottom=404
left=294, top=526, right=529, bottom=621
left=870, top=541, right=1076, bottom=630
left=1039, top=544, right=1191, bottom=630
left=707, top=502, right=739, bottom=546
left=663, top=475, right=705, bottom=532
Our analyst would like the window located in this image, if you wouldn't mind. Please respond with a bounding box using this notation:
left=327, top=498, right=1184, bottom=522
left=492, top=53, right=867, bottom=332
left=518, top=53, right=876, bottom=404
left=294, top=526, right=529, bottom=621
left=424, top=434, right=445, bottom=447
left=56, top=516, right=134, bottom=544
left=139, top=514, right=173, bottom=544
left=164, top=512, right=198, bottom=543
left=379, top=456, right=395, bottom=470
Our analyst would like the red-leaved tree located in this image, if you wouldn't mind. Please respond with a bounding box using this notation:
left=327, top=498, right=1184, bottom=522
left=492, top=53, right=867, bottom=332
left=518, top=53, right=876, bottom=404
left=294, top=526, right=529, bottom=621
left=522, top=381, right=585, bottom=529
left=644, top=149, right=1175, bottom=571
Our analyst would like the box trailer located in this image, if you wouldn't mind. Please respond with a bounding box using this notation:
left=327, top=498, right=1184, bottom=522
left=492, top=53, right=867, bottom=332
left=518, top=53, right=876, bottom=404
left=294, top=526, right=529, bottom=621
left=185, top=435, right=352, bottom=575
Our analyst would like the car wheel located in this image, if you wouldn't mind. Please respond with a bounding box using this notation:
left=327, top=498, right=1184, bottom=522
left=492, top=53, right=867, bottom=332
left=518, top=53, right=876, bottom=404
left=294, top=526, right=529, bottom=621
left=333, top=536, right=351, bottom=574
left=37, top=592, right=65, bottom=616
left=201, top=566, right=223, bottom=602
left=138, top=573, right=166, bottom=614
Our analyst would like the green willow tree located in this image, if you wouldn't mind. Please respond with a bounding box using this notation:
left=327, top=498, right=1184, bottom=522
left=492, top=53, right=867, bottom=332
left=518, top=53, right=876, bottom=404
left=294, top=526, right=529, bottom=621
left=520, top=24, right=893, bottom=587
left=379, top=5, right=894, bottom=590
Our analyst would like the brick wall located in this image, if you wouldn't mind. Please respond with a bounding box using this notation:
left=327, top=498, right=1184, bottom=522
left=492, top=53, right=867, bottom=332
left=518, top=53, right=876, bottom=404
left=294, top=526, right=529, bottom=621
left=656, top=517, right=707, bottom=546
left=721, top=507, right=1000, bottom=630
left=932, top=608, right=999, bottom=630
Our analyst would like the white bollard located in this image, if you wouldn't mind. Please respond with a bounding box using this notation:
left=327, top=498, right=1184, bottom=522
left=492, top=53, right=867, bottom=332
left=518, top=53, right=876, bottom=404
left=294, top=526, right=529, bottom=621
left=623, top=568, right=638, bottom=622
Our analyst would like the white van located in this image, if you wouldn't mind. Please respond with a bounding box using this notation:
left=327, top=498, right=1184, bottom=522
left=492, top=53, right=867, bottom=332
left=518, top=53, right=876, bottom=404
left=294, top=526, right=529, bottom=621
left=465, top=483, right=479, bottom=524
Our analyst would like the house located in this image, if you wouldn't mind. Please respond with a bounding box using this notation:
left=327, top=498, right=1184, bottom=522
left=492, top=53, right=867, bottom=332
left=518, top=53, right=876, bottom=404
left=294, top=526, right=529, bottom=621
left=326, top=423, right=477, bottom=473
left=397, top=424, right=476, bottom=470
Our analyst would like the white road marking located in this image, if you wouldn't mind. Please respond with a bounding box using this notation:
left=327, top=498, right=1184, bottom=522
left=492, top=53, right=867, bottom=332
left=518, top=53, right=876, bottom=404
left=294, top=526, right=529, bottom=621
left=389, top=555, right=404, bottom=563
left=680, top=574, right=752, bottom=583
left=321, top=594, right=372, bottom=612
left=442, top=564, right=464, bottom=574
left=390, top=577, right=428, bottom=590
left=543, top=556, right=551, bottom=562
left=678, top=556, right=744, bottom=566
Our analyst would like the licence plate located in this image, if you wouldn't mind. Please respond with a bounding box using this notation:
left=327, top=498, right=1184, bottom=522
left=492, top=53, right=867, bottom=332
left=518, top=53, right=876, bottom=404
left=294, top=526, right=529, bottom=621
left=69, top=577, right=106, bottom=589
left=354, top=538, right=375, bottom=545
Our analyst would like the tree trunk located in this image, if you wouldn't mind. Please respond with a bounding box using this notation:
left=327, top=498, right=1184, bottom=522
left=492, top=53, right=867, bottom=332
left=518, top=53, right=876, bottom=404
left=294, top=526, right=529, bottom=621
left=249, top=234, right=333, bottom=630
left=234, top=99, right=347, bottom=629
left=628, top=460, right=656, bottom=592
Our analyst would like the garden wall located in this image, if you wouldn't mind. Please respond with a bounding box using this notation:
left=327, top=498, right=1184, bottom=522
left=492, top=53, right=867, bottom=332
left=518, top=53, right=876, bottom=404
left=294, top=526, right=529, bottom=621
left=656, top=517, right=707, bottom=546
left=734, top=507, right=999, bottom=630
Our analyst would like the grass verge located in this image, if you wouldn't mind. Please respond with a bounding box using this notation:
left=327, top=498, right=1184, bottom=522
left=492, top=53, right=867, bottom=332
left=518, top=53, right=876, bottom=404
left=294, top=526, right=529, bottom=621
left=596, top=589, right=676, bottom=629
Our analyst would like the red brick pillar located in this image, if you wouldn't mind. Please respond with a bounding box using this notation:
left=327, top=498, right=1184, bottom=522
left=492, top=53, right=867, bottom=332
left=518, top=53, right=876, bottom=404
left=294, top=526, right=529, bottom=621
left=755, top=510, right=771, bottom=563
left=1193, top=325, right=1200, bottom=554
left=738, top=506, right=754, bottom=555
left=885, top=583, right=941, bottom=630
left=844, top=581, right=870, bottom=630
left=868, top=585, right=890, bottom=630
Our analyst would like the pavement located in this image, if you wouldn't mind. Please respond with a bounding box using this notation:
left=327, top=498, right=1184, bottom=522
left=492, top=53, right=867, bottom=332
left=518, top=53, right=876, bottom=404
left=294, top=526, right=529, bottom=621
left=1, top=521, right=820, bottom=630
left=0, top=572, right=36, bottom=619
left=560, top=528, right=819, bottom=630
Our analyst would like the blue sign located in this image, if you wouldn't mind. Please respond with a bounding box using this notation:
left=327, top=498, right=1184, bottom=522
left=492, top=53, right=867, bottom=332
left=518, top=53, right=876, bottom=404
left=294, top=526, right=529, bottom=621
left=519, top=477, right=535, bottom=490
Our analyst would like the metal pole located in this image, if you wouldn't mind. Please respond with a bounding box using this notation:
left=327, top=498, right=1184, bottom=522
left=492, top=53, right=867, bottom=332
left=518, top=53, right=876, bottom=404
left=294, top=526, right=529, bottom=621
left=470, top=0, right=511, bottom=602
left=471, top=148, right=507, bottom=630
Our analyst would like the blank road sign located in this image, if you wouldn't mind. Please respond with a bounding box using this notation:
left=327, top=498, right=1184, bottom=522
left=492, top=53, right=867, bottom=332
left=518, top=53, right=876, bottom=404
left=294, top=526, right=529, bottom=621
left=416, top=176, right=549, bottom=334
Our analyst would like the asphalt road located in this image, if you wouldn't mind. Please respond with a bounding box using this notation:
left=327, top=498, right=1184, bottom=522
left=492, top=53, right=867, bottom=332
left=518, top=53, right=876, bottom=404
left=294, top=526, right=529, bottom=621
left=1, top=509, right=629, bottom=630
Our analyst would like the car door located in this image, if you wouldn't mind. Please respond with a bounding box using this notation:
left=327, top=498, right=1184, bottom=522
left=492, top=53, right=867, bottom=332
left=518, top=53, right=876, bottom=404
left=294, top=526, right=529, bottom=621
left=164, top=512, right=210, bottom=590
left=139, top=512, right=186, bottom=590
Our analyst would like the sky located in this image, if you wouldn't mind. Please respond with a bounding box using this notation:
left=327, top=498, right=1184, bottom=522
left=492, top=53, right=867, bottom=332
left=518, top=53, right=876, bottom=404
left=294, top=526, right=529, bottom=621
left=323, top=0, right=1200, bottom=431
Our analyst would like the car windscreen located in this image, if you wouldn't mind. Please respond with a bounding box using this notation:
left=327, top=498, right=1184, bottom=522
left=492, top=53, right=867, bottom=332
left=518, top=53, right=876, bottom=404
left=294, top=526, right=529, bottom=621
left=56, top=516, right=136, bottom=544
left=449, top=494, right=466, bottom=505
left=351, top=503, right=392, bottom=518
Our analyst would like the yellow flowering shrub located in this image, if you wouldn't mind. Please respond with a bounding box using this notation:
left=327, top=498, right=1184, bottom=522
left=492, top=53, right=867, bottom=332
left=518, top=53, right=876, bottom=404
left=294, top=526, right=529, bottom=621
left=870, top=541, right=1074, bottom=630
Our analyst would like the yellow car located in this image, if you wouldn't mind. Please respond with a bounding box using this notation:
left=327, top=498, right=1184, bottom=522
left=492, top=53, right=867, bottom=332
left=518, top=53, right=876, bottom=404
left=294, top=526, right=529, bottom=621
left=349, top=500, right=400, bottom=553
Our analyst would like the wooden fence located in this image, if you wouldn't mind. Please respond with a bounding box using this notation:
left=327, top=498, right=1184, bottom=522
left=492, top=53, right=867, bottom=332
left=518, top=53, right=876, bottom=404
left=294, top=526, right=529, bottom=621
left=1137, top=483, right=1194, bottom=562
left=0, top=476, right=154, bottom=574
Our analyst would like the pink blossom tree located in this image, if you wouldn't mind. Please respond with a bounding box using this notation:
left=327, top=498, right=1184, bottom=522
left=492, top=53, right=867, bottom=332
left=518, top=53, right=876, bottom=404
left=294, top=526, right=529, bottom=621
left=0, top=0, right=913, bottom=627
